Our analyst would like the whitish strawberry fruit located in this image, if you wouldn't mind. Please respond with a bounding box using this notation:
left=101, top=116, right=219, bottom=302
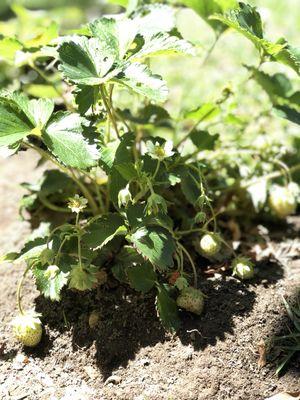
left=232, top=257, right=254, bottom=280
left=200, top=232, right=221, bottom=256
left=269, top=185, right=297, bottom=218
left=12, top=312, right=42, bottom=347
left=176, top=287, right=204, bottom=315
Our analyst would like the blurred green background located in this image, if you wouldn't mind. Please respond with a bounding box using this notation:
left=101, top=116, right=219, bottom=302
left=0, top=0, right=299, bottom=151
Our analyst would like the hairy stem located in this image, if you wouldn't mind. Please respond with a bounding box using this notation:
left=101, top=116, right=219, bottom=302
left=177, top=242, right=198, bottom=288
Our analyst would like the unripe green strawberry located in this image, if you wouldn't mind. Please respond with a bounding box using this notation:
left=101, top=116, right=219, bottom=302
left=12, top=312, right=42, bottom=347
left=269, top=185, right=297, bottom=218
left=200, top=232, right=221, bottom=256
left=232, top=257, right=254, bottom=280
left=176, top=287, right=204, bottom=315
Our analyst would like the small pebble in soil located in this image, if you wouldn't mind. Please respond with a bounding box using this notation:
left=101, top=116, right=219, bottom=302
left=104, top=375, right=122, bottom=385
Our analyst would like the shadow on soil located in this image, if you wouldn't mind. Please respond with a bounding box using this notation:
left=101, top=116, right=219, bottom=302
left=33, top=260, right=284, bottom=380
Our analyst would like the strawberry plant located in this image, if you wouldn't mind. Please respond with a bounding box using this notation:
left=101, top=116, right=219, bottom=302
left=0, top=0, right=299, bottom=341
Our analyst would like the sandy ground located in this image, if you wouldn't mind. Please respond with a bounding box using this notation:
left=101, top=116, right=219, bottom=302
left=0, top=150, right=299, bottom=400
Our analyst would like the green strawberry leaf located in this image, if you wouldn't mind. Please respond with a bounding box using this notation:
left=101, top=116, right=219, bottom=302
left=88, top=18, right=119, bottom=58
left=129, top=226, right=176, bottom=271
left=33, top=264, right=69, bottom=302
left=272, top=38, right=300, bottom=75
left=211, top=3, right=300, bottom=75
left=0, top=102, right=33, bottom=147
left=82, top=213, right=127, bottom=249
left=134, top=4, right=176, bottom=38
left=131, top=33, right=195, bottom=60
left=190, top=130, right=219, bottom=150
left=274, top=105, right=300, bottom=125
left=112, top=245, right=144, bottom=283
left=156, top=283, right=180, bottom=332
left=127, top=262, right=157, bottom=293
left=0, top=92, right=55, bottom=147
left=43, top=112, right=99, bottom=169
left=75, top=86, right=97, bottom=115
left=58, top=36, right=121, bottom=86
left=210, top=2, right=263, bottom=43
left=68, top=264, right=98, bottom=291
left=115, top=62, right=168, bottom=102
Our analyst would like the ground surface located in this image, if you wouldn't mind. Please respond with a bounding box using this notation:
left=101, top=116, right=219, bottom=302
left=0, top=151, right=299, bottom=400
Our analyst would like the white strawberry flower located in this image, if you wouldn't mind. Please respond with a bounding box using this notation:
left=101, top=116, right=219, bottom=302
left=146, top=140, right=174, bottom=161
left=68, top=194, right=88, bottom=213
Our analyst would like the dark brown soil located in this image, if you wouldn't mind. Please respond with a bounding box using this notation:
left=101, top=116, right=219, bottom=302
left=0, top=150, right=299, bottom=400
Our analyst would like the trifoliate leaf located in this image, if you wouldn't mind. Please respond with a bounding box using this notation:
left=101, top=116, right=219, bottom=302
left=156, top=283, right=180, bottom=332
left=127, top=263, right=157, bottom=293
left=115, top=62, right=168, bottom=102
left=129, top=226, right=176, bottom=271
left=43, top=112, right=99, bottom=169
left=68, top=264, right=98, bottom=291
left=58, top=36, right=121, bottom=86
left=33, top=264, right=69, bottom=301
left=83, top=213, right=127, bottom=249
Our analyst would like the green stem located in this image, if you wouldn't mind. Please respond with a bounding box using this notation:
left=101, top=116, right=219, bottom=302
left=200, top=33, right=220, bottom=67
left=39, top=195, right=72, bottom=213
left=177, top=242, right=198, bottom=288
left=152, top=160, right=161, bottom=180
left=70, top=170, right=99, bottom=216
left=100, top=85, right=120, bottom=138
left=176, top=228, right=205, bottom=236
left=76, top=213, right=83, bottom=269
left=54, top=235, right=71, bottom=265
left=242, top=162, right=300, bottom=190
left=17, top=264, right=34, bottom=315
